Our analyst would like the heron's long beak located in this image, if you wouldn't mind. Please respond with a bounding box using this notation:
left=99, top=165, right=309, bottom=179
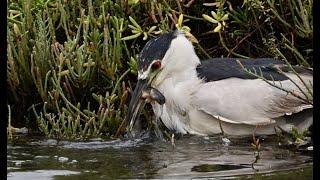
left=116, top=79, right=148, bottom=136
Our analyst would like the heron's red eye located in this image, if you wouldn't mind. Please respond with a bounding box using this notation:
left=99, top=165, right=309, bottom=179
left=151, top=61, right=161, bottom=70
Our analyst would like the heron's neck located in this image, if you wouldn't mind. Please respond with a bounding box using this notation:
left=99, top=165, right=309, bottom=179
left=150, top=57, right=202, bottom=134
left=151, top=55, right=202, bottom=108
left=153, top=51, right=201, bottom=86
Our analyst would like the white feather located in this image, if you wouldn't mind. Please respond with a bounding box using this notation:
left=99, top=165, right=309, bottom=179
left=150, top=34, right=313, bottom=136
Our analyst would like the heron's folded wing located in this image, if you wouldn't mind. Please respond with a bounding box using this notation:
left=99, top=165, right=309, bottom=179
left=192, top=74, right=312, bottom=126
left=196, top=58, right=312, bottom=82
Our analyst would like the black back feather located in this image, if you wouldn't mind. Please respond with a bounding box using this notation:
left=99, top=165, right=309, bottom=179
left=196, top=58, right=293, bottom=82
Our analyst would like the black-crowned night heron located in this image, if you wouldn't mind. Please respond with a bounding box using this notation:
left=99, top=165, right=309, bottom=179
left=119, top=30, right=313, bottom=136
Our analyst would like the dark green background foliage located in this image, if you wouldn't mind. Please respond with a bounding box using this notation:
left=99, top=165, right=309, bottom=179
left=7, top=0, right=313, bottom=138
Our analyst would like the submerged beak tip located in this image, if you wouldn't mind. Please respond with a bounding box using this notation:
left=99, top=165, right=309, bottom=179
left=123, top=79, right=149, bottom=133
left=122, top=79, right=166, bottom=135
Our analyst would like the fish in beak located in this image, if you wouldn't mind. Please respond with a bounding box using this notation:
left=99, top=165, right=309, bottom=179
left=115, top=79, right=165, bottom=137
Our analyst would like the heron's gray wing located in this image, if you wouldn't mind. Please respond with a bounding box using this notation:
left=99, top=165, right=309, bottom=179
left=192, top=72, right=313, bottom=125
left=196, top=58, right=312, bottom=82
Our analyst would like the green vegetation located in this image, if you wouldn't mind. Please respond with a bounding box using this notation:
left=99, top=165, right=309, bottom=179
left=7, top=0, right=313, bottom=139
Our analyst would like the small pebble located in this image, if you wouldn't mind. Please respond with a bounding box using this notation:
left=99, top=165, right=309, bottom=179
left=67, top=160, right=78, bottom=165
left=34, top=156, right=50, bottom=159
left=58, top=157, right=69, bottom=163
left=307, top=146, right=313, bottom=151
left=86, top=159, right=98, bottom=163
left=222, top=137, right=231, bottom=146
left=45, top=139, right=58, bottom=146
left=14, top=161, right=24, bottom=166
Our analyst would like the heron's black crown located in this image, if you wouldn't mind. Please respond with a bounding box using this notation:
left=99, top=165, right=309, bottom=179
left=138, top=31, right=178, bottom=71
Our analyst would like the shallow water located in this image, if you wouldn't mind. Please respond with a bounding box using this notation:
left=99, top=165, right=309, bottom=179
left=7, top=135, right=312, bottom=179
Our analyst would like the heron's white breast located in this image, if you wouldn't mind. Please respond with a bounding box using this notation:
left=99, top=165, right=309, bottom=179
left=151, top=68, right=202, bottom=134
